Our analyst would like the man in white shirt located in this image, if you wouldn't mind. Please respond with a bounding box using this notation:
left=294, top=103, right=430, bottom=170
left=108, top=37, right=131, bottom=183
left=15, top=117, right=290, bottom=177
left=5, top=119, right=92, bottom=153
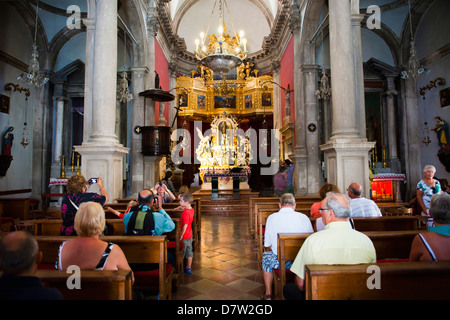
left=261, top=193, right=313, bottom=300
left=348, top=182, right=382, bottom=217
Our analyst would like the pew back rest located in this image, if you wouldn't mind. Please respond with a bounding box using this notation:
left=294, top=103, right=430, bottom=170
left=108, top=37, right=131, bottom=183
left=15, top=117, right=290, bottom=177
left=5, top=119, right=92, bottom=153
left=36, top=235, right=168, bottom=265
left=352, top=216, right=419, bottom=231
left=37, top=269, right=133, bottom=300
left=305, top=261, right=450, bottom=300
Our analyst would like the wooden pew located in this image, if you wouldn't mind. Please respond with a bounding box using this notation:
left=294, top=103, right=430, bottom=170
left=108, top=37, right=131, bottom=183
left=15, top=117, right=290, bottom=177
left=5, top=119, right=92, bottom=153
left=36, top=235, right=173, bottom=300
left=352, top=216, right=419, bottom=231
left=33, top=217, right=183, bottom=289
left=249, top=196, right=320, bottom=237
left=33, top=219, right=126, bottom=236
left=305, top=261, right=450, bottom=300
left=37, top=269, right=133, bottom=300
left=274, top=230, right=420, bottom=300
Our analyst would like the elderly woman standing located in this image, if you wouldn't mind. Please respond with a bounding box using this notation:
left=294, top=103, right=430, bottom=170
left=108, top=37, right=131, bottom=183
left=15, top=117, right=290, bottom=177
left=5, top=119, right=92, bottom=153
left=417, top=165, right=442, bottom=216
left=60, top=175, right=109, bottom=236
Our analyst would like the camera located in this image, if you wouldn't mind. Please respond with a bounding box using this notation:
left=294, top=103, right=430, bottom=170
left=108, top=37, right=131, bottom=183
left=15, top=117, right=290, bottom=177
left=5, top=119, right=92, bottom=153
left=89, top=178, right=98, bottom=184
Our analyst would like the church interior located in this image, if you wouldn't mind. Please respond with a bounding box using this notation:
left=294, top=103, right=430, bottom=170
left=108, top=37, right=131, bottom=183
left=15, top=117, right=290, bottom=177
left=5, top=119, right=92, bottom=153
left=0, top=0, right=449, bottom=301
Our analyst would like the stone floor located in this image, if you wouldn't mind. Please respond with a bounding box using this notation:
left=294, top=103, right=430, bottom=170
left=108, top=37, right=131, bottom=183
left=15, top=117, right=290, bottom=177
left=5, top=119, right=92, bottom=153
left=171, top=214, right=264, bottom=300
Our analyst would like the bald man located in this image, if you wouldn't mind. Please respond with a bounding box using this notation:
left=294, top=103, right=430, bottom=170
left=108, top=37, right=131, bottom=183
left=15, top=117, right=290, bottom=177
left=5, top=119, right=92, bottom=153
left=0, top=231, right=63, bottom=300
left=347, top=182, right=382, bottom=217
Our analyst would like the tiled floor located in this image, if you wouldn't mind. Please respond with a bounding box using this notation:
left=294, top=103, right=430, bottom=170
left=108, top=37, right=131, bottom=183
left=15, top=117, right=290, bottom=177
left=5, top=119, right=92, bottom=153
left=172, top=214, right=264, bottom=300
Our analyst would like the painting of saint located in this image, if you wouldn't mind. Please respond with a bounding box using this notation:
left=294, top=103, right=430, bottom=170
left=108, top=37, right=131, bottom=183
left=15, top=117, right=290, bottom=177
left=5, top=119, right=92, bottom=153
left=197, top=95, right=205, bottom=109
left=262, top=93, right=271, bottom=107
left=245, top=94, right=252, bottom=108
left=0, top=95, right=9, bottom=114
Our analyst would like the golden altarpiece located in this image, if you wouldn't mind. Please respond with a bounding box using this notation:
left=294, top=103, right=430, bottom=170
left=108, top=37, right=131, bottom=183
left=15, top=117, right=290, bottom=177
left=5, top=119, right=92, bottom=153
left=175, top=64, right=274, bottom=190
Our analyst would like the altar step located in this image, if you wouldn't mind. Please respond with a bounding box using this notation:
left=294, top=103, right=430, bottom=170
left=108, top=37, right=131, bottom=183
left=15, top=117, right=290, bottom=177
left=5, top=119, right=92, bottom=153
left=193, top=189, right=260, bottom=216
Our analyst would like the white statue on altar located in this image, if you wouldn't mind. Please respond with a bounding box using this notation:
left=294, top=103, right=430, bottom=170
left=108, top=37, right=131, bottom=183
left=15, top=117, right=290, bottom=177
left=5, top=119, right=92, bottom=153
left=195, top=113, right=252, bottom=189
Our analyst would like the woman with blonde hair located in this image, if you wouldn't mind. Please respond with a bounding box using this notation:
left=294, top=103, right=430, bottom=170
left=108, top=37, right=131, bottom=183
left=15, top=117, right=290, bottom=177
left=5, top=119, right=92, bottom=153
left=60, top=175, right=109, bottom=236
left=56, top=202, right=133, bottom=276
left=417, top=165, right=442, bottom=216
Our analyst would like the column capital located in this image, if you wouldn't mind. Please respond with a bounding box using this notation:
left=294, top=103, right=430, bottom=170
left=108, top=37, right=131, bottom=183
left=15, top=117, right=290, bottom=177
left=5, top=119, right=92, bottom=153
left=82, top=18, right=95, bottom=30
left=130, top=66, right=149, bottom=76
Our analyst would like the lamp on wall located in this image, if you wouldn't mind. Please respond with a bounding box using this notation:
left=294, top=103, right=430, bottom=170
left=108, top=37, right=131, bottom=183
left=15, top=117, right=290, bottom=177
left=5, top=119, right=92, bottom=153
left=17, top=0, right=49, bottom=88
left=194, top=0, right=247, bottom=75
left=401, top=0, right=425, bottom=80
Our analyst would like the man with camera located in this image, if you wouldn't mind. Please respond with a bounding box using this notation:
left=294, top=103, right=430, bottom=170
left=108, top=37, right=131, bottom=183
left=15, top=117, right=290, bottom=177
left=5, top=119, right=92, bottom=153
left=123, top=188, right=175, bottom=236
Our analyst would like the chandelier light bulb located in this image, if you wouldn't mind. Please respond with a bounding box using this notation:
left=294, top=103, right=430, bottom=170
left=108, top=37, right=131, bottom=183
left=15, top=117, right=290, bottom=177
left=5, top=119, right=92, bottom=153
left=218, top=25, right=223, bottom=34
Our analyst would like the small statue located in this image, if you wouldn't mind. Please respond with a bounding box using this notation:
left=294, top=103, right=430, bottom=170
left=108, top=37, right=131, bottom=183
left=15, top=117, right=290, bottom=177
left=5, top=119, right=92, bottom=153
left=2, top=127, right=14, bottom=156
left=432, top=116, right=450, bottom=150
left=154, top=71, right=160, bottom=89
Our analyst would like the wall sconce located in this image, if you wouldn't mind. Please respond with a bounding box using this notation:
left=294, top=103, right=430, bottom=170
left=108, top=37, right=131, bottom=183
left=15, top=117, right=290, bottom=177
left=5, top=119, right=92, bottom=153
left=4, top=83, right=30, bottom=100
left=419, top=77, right=445, bottom=99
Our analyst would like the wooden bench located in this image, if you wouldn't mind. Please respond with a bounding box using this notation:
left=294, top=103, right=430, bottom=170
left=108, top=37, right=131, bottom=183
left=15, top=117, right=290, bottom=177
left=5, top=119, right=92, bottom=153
left=36, top=235, right=173, bottom=300
left=351, top=216, right=419, bottom=231
left=249, top=196, right=320, bottom=237
left=305, top=261, right=450, bottom=300
left=274, top=230, right=420, bottom=300
left=37, top=269, right=133, bottom=300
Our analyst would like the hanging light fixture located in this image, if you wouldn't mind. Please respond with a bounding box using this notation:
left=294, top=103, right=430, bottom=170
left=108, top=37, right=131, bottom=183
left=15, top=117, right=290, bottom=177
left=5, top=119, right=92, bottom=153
left=17, top=0, right=49, bottom=88
left=118, top=31, right=133, bottom=103
left=194, top=0, right=247, bottom=75
left=401, top=0, right=424, bottom=80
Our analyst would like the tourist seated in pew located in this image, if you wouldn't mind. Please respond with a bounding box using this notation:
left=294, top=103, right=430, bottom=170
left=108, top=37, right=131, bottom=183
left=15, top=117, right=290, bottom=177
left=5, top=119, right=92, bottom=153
left=105, top=200, right=138, bottom=219
left=261, top=193, right=314, bottom=300
left=0, top=231, right=64, bottom=300
left=273, top=166, right=288, bottom=197
left=123, top=189, right=175, bottom=236
left=347, top=182, right=382, bottom=217
left=61, top=174, right=109, bottom=236
left=310, top=183, right=341, bottom=218
left=283, top=192, right=376, bottom=300
left=151, top=182, right=176, bottom=204
left=178, top=193, right=195, bottom=274
left=409, top=193, right=450, bottom=261
left=55, top=202, right=142, bottom=299
left=160, top=171, right=176, bottom=195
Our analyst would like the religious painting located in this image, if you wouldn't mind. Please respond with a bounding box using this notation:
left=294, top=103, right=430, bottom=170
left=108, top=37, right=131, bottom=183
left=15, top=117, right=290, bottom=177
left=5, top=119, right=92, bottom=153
left=440, top=87, right=450, bottom=108
left=245, top=94, right=252, bottom=108
left=178, top=93, right=188, bottom=107
left=214, top=95, right=236, bottom=108
left=0, top=95, right=10, bottom=114
left=197, top=95, right=205, bottom=109
left=262, top=92, right=271, bottom=107
left=365, top=92, right=383, bottom=158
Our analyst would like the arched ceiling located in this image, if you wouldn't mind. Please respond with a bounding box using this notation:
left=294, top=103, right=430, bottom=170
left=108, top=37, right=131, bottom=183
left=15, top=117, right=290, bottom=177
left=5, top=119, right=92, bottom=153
left=172, top=0, right=277, bottom=55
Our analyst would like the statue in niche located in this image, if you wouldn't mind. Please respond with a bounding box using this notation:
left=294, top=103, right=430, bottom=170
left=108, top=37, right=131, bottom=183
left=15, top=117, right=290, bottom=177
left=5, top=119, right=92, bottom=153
left=154, top=71, right=160, bottom=89
left=432, top=116, right=450, bottom=150
left=2, top=127, right=14, bottom=156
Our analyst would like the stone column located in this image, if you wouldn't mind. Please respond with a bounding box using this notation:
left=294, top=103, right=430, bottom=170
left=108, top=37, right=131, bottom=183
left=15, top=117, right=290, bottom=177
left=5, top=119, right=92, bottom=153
left=75, top=0, right=129, bottom=202
left=301, top=64, right=320, bottom=195
left=385, top=75, right=400, bottom=172
left=271, top=61, right=282, bottom=130
left=352, top=13, right=366, bottom=139
left=129, top=67, right=149, bottom=197
left=320, top=0, right=374, bottom=196
left=402, top=78, right=422, bottom=196
left=53, top=96, right=65, bottom=164
left=82, top=17, right=95, bottom=142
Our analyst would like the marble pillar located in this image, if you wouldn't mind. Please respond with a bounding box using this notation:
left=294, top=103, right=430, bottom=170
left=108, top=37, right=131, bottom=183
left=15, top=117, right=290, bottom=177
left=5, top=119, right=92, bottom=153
left=129, top=67, right=149, bottom=197
left=385, top=75, right=401, bottom=172
left=76, top=0, right=129, bottom=202
left=82, top=17, right=95, bottom=142
left=320, top=0, right=374, bottom=197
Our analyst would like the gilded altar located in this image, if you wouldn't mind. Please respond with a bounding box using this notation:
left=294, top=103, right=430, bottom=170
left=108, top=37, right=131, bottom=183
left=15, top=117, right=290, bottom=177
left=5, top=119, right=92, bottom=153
left=195, top=113, right=252, bottom=190
left=175, top=65, right=274, bottom=190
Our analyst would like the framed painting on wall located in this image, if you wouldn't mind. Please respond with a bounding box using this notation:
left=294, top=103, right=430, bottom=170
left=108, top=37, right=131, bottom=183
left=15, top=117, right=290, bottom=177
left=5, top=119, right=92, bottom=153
left=214, top=95, right=236, bottom=108
left=178, top=93, right=188, bottom=107
left=245, top=94, right=252, bottom=108
left=197, top=95, right=205, bottom=109
left=0, top=95, right=10, bottom=114
left=440, top=87, right=450, bottom=108
left=262, top=93, right=271, bottom=107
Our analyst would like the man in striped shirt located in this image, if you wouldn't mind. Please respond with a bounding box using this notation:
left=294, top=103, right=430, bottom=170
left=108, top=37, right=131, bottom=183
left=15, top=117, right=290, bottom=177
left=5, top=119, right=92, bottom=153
left=347, top=183, right=382, bottom=217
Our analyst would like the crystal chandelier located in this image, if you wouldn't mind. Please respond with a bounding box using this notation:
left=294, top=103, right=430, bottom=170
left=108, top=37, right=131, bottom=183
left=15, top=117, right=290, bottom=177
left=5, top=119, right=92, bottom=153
left=194, top=0, right=247, bottom=75
left=401, top=0, right=424, bottom=80
left=17, top=0, right=49, bottom=88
